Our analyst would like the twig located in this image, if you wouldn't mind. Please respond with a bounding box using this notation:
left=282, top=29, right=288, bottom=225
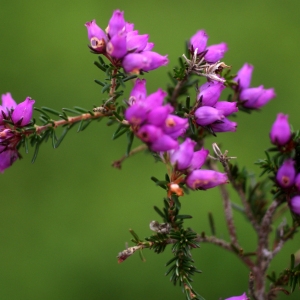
left=112, top=144, right=147, bottom=169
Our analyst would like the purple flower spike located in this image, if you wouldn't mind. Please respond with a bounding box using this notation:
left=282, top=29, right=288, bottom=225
left=170, top=138, right=196, bottom=170
left=128, top=79, right=147, bottom=105
left=210, top=118, right=237, bottom=132
left=197, top=81, right=225, bottom=106
left=107, top=10, right=126, bottom=38
left=270, top=113, right=291, bottom=146
left=85, top=20, right=108, bottom=53
left=195, top=106, right=224, bottom=126
left=290, top=196, right=300, bottom=215
left=240, top=86, right=276, bottom=109
left=189, top=30, right=208, bottom=53
left=204, top=42, right=228, bottom=63
left=11, top=97, right=35, bottom=126
left=0, top=147, right=19, bottom=173
left=235, top=63, right=254, bottom=90
left=276, top=159, right=296, bottom=188
left=186, top=170, right=228, bottom=190
left=225, top=292, right=248, bottom=300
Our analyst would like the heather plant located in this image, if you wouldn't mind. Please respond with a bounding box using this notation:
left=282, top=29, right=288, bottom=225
left=1, top=9, right=300, bottom=300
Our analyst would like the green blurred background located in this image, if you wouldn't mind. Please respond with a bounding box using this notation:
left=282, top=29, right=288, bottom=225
left=1, top=0, right=300, bottom=299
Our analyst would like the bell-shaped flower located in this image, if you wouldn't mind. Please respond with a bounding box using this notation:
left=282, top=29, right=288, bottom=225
left=106, top=10, right=126, bottom=38
left=125, top=102, right=148, bottom=126
left=195, top=106, right=224, bottom=126
left=210, top=118, right=237, bottom=132
left=189, top=148, right=209, bottom=170
left=186, top=170, right=228, bottom=190
left=197, top=81, right=225, bottom=106
left=0, top=147, right=19, bottom=173
left=106, top=32, right=127, bottom=59
left=276, top=159, right=296, bottom=188
left=85, top=20, right=108, bottom=53
left=290, top=196, right=300, bottom=215
left=270, top=113, right=291, bottom=146
left=170, top=138, right=196, bottom=170
left=204, top=42, right=228, bottom=63
left=150, top=134, right=178, bottom=152
left=11, top=97, right=35, bottom=126
left=294, top=173, right=300, bottom=191
left=147, top=104, right=173, bottom=127
left=189, top=30, right=208, bottom=53
left=162, top=115, right=188, bottom=139
left=137, top=125, right=163, bottom=143
left=1, top=92, right=17, bottom=111
left=235, top=63, right=253, bottom=90
left=240, top=86, right=276, bottom=109
left=225, top=292, right=248, bottom=300
left=128, top=78, right=147, bottom=105
left=140, top=51, right=169, bottom=72
left=214, top=101, right=238, bottom=116
left=126, top=33, right=149, bottom=52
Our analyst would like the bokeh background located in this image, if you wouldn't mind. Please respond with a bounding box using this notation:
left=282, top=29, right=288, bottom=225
left=1, top=0, right=300, bottom=299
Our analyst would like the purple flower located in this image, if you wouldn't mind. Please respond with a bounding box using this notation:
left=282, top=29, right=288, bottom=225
left=210, top=118, right=237, bottom=132
left=214, top=101, right=238, bottom=116
left=11, top=97, right=35, bottom=126
left=128, top=78, right=147, bottom=105
left=85, top=20, right=108, bottom=53
left=240, top=86, right=276, bottom=109
left=204, top=42, right=228, bottom=63
left=197, top=81, right=225, bottom=106
left=225, top=292, right=248, bottom=300
left=276, top=159, right=296, bottom=188
left=189, top=30, right=208, bottom=53
left=235, top=63, right=253, bottom=90
left=107, top=10, right=126, bottom=38
left=294, top=173, right=300, bottom=191
left=290, top=196, right=300, bottom=215
left=186, top=169, right=228, bottom=190
left=0, top=147, right=18, bottom=173
left=85, top=11, right=169, bottom=73
left=150, top=134, right=178, bottom=152
left=189, top=148, right=209, bottom=170
left=270, top=113, right=291, bottom=146
left=162, top=115, right=188, bottom=139
left=170, top=138, right=196, bottom=170
left=195, top=106, right=224, bottom=126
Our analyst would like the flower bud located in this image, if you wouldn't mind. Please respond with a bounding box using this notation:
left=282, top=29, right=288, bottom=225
left=290, top=196, right=300, bottom=215
left=235, top=63, right=253, bottom=90
left=197, top=81, right=225, bottom=106
left=270, top=113, right=291, bottom=146
left=204, top=42, right=228, bottom=63
left=240, top=86, right=276, bottom=109
left=276, top=159, right=295, bottom=188
left=11, top=97, right=35, bottom=126
left=186, top=170, right=228, bottom=190
left=195, top=106, right=224, bottom=126
left=189, top=30, right=208, bottom=53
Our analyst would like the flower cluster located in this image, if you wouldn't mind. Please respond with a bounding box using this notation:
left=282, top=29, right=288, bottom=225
left=163, top=138, right=228, bottom=193
left=125, top=79, right=187, bottom=151
left=0, top=93, right=35, bottom=172
left=269, top=114, right=300, bottom=215
left=189, top=30, right=228, bottom=63
left=235, top=63, right=276, bottom=109
left=194, top=81, right=238, bottom=132
left=85, top=10, right=168, bottom=73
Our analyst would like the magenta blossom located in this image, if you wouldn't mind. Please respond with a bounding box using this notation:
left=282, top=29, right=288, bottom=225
left=235, top=63, right=276, bottom=109
left=290, top=196, right=300, bottom=215
left=225, top=292, right=248, bottom=300
left=85, top=10, right=168, bottom=73
left=270, top=113, right=291, bottom=146
left=276, top=159, right=296, bottom=188
left=0, top=93, right=35, bottom=172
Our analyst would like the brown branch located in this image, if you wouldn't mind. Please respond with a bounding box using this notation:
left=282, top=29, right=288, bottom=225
left=112, top=144, right=147, bottom=169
